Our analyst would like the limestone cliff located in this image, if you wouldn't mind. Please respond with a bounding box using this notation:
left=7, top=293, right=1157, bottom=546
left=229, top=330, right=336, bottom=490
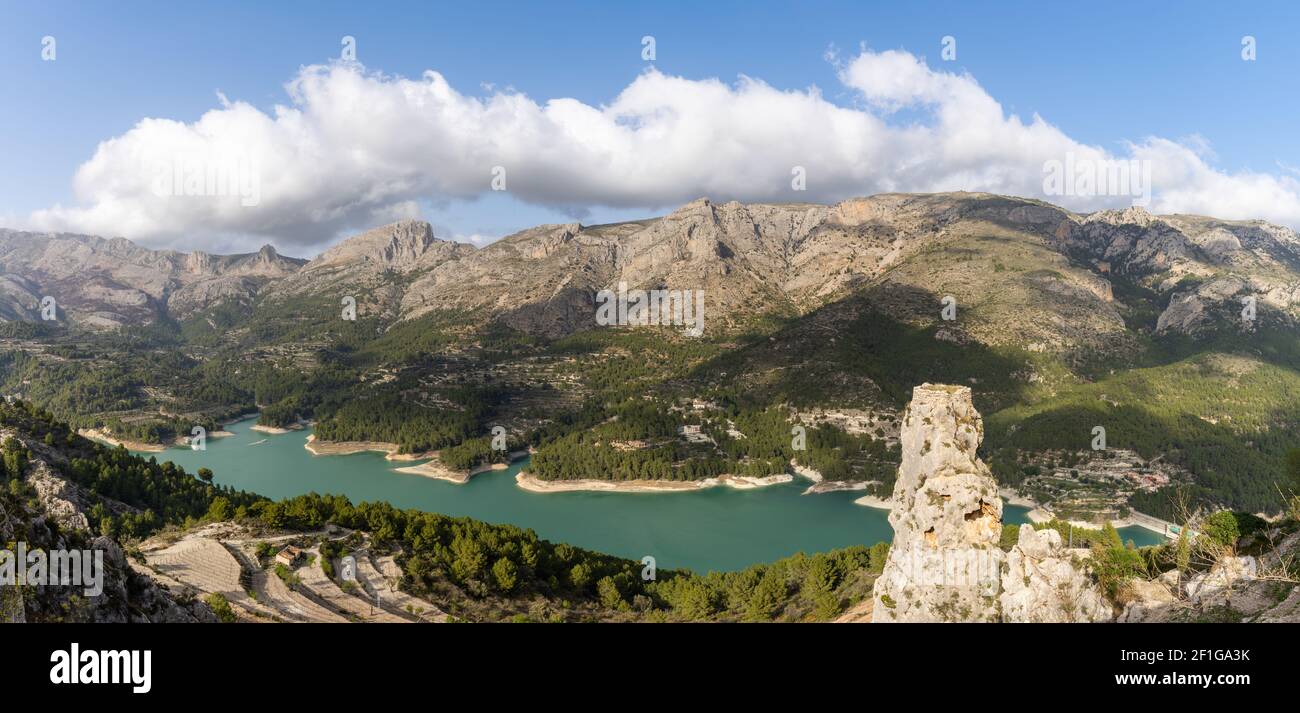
left=871, top=383, right=1112, bottom=623
left=1000, top=525, right=1112, bottom=622
left=0, top=423, right=216, bottom=623
left=871, top=384, right=1005, bottom=622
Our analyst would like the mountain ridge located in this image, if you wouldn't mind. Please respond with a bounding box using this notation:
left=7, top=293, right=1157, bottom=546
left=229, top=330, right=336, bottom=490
left=6, top=191, right=1300, bottom=344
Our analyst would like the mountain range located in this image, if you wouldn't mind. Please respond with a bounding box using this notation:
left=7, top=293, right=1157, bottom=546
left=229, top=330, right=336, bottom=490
left=3, top=191, right=1300, bottom=515
left=6, top=192, right=1299, bottom=341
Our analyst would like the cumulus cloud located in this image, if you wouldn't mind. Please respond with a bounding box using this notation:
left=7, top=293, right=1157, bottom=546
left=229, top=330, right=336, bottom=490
left=26, top=49, right=1300, bottom=253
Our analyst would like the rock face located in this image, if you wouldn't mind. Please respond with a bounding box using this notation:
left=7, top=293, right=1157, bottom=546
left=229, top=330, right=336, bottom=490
left=0, top=229, right=304, bottom=326
left=872, top=384, right=1005, bottom=622
left=1001, top=525, right=1113, bottom=622
left=871, top=383, right=1112, bottom=623
left=0, top=425, right=215, bottom=623
left=261, top=219, right=474, bottom=322
left=7, top=192, right=1299, bottom=342
left=1117, top=578, right=1179, bottom=623
left=1186, top=556, right=1258, bottom=602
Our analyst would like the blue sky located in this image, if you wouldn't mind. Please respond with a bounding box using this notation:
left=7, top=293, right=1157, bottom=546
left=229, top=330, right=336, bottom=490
left=3, top=0, right=1298, bottom=256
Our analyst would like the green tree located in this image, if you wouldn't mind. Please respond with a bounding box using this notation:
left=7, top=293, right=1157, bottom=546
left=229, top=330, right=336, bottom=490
left=596, top=576, right=625, bottom=610
left=1101, top=522, right=1123, bottom=548
left=867, top=542, right=890, bottom=573
left=1286, top=448, right=1300, bottom=494
left=205, top=592, right=237, bottom=623
left=569, top=562, right=594, bottom=590
left=492, top=557, right=518, bottom=593
left=744, top=570, right=786, bottom=621
left=206, top=496, right=232, bottom=521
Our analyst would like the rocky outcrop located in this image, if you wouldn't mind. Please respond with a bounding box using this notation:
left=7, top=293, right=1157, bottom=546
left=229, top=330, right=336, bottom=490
left=1186, top=555, right=1258, bottom=602
left=1117, top=578, right=1179, bottom=623
left=306, top=219, right=453, bottom=273
left=263, top=219, right=475, bottom=322
left=871, top=383, right=1112, bottom=623
left=1000, top=525, right=1113, bottom=622
left=1155, top=276, right=1252, bottom=335
left=0, top=427, right=215, bottom=623
left=1057, top=209, right=1300, bottom=335
left=872, top=384, right=1005, bottom=622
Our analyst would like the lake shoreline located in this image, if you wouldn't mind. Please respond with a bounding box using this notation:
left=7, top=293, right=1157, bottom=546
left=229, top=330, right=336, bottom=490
left=80, top=421, right=238, bottom=452
left=302, top=434, right=431, bottom=461
left=79, top=428, right=168, bottom=452
left=515, top=471, right=795, bottom=494
left=254, top=420, right=308, bottom=435
left=394, top=458, right=513, bottom=484
left=300, top=437, right=879, bottom=496
left=120, top=417, right=1164, bottom=572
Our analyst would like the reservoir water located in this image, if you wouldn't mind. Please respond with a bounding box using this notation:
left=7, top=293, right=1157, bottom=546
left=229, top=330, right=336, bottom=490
left=136, top=417, right=1165, bottom=573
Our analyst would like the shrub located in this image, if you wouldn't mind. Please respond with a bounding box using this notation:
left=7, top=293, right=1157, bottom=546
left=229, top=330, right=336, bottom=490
left=204, top=592, right=237, bottom=623
left=1202, top=511, right=1241, bottom=548
left=1090, top=545, right=1148, bottom=599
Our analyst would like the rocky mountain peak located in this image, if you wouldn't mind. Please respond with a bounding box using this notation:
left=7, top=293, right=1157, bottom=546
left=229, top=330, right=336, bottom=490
left=1084, top=205, right=1158, bottom=228
left=7, top=191, right=1300, bottom=340
left=185, top=250, right=212, bottom=274
left=313, top=219, right=439, bottom=272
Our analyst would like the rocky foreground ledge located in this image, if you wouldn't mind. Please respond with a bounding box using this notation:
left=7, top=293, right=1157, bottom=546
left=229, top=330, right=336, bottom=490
left=871, top=384, right=1111, bottom=622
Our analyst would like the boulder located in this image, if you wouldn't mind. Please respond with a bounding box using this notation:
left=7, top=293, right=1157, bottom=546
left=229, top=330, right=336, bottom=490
left=1001, top=525, right=1113, bottom=622
left=1186, top=556, right=1258, bottom=601
left=1117, top=578, right=1178, bottom=623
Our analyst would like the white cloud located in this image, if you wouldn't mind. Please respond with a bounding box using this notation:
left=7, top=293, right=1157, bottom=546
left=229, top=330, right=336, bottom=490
left=26, top=49, right=1300, bottom=253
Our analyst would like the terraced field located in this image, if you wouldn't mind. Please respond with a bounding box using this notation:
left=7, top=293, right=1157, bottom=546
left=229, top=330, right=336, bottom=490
left=142, top=538, right=278, bottom=621
left=137, top=527, right=447, bottom=624
left=298, top=549, right=408, bottom=623
left=350, top=549, right=448, bottom=622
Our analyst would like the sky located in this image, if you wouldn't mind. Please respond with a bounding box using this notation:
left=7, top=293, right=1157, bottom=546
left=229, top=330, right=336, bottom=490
left=2, top=0, right=1299, bottom=258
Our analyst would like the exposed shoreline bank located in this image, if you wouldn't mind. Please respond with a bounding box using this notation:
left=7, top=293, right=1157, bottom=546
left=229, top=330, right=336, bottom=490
left=302, top=434, right=431, bottom=461
left=515, top=471, right=795, bottom=494
left=395, top=460, right=509, bottom=484
left=852, top=493, right=893, bottom=510
left=515, top=461, right=886, bottom=496
left=80, top=414, right=247, bottom=453
left=78, top=428, right=168, bottom=452
left=253, top=420, right=307, bottom=435
left=301, top=431, right=535, bottom=484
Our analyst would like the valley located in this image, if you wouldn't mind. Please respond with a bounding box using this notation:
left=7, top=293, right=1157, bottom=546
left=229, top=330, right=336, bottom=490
left=4, top=192, right=1300, bottom=521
